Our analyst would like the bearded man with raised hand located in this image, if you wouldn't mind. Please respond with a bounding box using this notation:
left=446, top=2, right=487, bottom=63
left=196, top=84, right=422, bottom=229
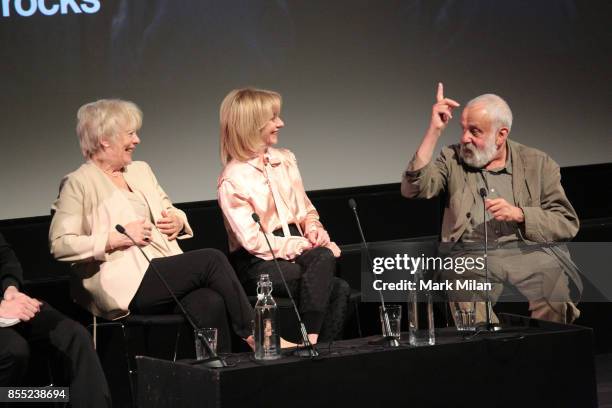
left=401, top=83, right=580, bottom=324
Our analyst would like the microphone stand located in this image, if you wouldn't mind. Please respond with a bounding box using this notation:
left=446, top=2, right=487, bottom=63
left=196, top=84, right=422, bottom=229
left=477, top=189, right=501, bottom=332
left=348, top=199, right=399, bottom=347
left=115, top=225, right=226, bottom=368
left=251, top=214, right=318, bottom=358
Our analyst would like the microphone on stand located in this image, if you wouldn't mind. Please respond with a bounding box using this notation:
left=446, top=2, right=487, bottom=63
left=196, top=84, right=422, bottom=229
left=115, top=224, right=226, bottom=368
left=250, top=213, right=318, bottom=358
left=478, top=189, right=501, bottom=332
left=348, top=198, right=399, bottom=347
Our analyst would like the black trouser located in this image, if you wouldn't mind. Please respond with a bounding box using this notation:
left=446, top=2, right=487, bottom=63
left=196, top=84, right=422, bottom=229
left=129, top=248, right=254, bottom=352
left=231, top=228, right=350, bottom=341
left=0, top=303, right=111, bottom=408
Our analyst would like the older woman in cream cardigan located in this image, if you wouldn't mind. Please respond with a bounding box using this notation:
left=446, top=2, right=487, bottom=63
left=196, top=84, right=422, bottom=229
left=50, top=99, right=253, bottom=351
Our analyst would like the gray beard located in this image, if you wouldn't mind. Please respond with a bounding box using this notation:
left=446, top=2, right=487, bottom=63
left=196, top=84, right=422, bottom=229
left=460, top=140, right=498, bottom=169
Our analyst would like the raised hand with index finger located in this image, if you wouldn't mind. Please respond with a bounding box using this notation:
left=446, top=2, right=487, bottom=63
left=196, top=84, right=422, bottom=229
left=405, top=82, right=462, bottom=172
left=430, top=82, right=461, bottom=132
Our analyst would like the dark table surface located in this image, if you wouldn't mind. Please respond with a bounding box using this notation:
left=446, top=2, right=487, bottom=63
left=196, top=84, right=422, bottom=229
left=185, top=313, right=589, bottom=371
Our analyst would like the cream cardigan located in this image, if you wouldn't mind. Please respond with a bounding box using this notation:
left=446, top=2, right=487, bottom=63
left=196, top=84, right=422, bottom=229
left=49, top=161, right=193, bottom=320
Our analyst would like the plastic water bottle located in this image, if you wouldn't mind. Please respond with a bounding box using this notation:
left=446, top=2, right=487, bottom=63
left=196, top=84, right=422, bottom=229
left=254, top=274, right=281, bottom=360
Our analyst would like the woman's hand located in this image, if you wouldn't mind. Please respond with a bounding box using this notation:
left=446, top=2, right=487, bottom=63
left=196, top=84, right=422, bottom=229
left=306, top=228, right=331, bottom=247
left=156, top=210, right=184, bottom=240
left=107, top=219, right=152, bottom=250
left=293, top=238, right=313, bottom=257
left=125, top=219, right=154, bottom=245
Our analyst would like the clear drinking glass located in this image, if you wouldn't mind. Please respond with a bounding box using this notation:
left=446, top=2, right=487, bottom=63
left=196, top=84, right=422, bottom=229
left=407, top=275, right=435, bottom=347
left=453, top=302, right=477, bottom=332
left=194, top=327, right=217, bottom=360
left=379, top=304, right=402, bottom=340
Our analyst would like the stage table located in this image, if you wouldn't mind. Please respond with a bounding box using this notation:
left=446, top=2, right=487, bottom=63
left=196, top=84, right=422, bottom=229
left=136, top=314, right=597, bottom=408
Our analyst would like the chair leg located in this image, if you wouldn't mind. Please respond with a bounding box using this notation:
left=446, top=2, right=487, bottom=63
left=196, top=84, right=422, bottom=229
left=173, top=327, right=181, bottom=362
left=45, top=360, right=54, bottom=387
left=88, top=321, right=136, bottom=407
left=121, top=323, right=137, bottom=408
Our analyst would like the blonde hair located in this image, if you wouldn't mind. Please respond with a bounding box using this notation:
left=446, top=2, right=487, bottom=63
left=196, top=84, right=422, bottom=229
left=219, top=88, right=282, bottom=164
left=76, top=99, right=143, bottom=158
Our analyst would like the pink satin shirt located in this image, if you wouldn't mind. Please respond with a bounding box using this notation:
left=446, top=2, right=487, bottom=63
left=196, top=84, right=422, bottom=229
left=218, top=147, right=341, bottom=261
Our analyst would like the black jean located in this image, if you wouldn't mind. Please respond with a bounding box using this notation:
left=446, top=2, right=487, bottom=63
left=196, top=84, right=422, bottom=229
left=231, top=236, right=350, bottom=341
left=0, top=303, right=111, bottom=407
left=129, top=248, right=254, bottom=352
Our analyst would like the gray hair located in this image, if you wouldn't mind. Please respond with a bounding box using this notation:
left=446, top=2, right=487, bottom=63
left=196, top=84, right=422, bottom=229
left=465, top=94, right=513, bottom=131
left=76, top=99, right=142, bottom=158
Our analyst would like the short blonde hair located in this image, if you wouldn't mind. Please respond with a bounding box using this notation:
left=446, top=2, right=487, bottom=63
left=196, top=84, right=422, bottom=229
left=220, top=88, right=282, bottom=164
left=76, top=99, right=143, bottom=158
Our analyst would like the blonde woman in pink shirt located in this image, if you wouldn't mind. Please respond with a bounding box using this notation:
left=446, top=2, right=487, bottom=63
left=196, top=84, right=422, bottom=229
left=217, top=88, right=350, bottom=345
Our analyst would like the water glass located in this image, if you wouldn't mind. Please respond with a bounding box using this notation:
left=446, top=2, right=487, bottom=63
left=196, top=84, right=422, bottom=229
left=453, top=302, right=477, bottom=332
left=379, top=304, right=402, bottom=340
left=194, top=327, right=217, bottom=360
left=407, top=295, right=435, bottom=346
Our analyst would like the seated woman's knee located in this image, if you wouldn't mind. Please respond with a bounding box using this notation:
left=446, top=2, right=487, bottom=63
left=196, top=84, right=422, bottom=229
left=197, top=248, right=230, bottom=266
left=310, top=246, right=335, bottom=262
